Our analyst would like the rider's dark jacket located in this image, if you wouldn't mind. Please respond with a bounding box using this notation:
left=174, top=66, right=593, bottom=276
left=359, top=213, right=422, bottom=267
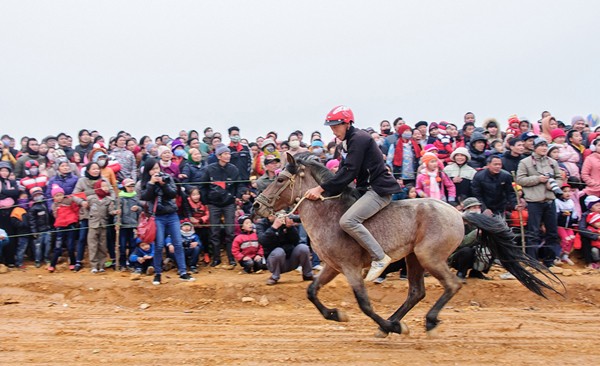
left=321, top=125, right=401, bottom=196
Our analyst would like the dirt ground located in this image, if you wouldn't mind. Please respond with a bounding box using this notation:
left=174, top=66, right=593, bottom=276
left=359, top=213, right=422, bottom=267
left=1, top=262, right=599, bottom=366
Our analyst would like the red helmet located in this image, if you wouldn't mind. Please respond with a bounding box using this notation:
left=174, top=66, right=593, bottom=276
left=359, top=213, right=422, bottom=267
left=325, top=105, right=354, bottom=126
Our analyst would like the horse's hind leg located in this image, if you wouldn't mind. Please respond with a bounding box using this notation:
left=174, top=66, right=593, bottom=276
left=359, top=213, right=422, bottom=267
left=375, top=253, right=424, bottom=338
left=307, top=264, right=348, bottom=322
left=345, top=269, right=405, bottom=336
left=417, top=252, right=462, bottom=333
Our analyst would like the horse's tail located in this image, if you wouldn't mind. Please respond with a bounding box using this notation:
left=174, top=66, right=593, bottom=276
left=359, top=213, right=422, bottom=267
left=462, top=212, right=565, bottom=299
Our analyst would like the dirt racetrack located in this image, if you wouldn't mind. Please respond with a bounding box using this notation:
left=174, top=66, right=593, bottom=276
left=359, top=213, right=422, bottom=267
left=1, top=263, right=599, bottom=366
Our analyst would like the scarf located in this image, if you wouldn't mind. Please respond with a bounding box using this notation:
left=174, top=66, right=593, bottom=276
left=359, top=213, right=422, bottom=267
left=119, top=191, right=136, bottom=198
left=427, top=169, right=442, bottom=200
left=393, top=137, right=421, bottom=167
left=93, top=180, right=109, bottom=199
left=84, top=169, right=100, bottom=181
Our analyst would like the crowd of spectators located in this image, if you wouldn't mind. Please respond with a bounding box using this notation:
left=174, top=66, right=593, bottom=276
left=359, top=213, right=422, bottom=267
left=1, top=110, right=599, bottom=286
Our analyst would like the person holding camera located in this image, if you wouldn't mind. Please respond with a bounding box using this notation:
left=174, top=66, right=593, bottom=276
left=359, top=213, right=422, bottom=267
left=140, top=157, right=195, bottom=285
left=516, top=137, right=563, bottom=267
left=256, top=211, right=313, bottom=285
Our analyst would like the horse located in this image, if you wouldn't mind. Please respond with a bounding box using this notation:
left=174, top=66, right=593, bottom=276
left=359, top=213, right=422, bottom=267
left=254, top=153, right=562, bottom=337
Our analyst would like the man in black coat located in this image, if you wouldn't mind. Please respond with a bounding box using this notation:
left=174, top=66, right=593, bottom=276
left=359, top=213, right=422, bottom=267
left=256, top=213, right=313, bottom=285
left=200, top=143, right=243, bottom=267
left=501, top=138, right=524, bottom=175
left=305, top=105, right=401, bottom=282
left=471, top=156, right=518, bottom=215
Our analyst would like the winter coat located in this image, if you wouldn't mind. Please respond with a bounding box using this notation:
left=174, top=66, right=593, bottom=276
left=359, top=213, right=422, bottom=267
left=181, top=162, right=206, bottom=191
left=501, top=153, right=524, bottom=175
left=45, top=172, right=79, bottom=210
left=321, top=126, right=401, bottom=196
left=199, top=162, right=242, bottom=207
left=582, top=152, right=600, bottom=196
left=129, top=244, right=155, bottom=263
left=72, top=176, right=112, bottom=220
left=557, top=143, right=581, bottom=178
left=119, top=192, right=140, bottom=228
left=256, top=218, right=300, bottom=259
left=28, top=201, right=52, bottom=233
left=52, top=198, right=80, bottom=228
left=415, top=169, right=456, bottom=202
left=443, top=163, right=476, bottom=199
left=10, top=207, right=30, bottom=235
left=471, top=168, right=517, bottom=214
left=232, top=232, right=264, bottom=262
left=228, top=143, right=252, bottom=183
left=516, top=153, right=563, bottom=203
left=467, top=132, right=488, bottom=170
left=140, top=178, right=179, bottom=216
left=110, top=147, right=137, bottom=181
left=87, top=194, right=116, bottom=229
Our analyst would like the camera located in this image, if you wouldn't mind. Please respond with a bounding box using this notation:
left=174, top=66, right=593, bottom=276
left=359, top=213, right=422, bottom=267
left=544, top=173, right=562, bottom=197
left=288, top=214, right=302, bottom=224
left=155, top=172, right=171, bottom=182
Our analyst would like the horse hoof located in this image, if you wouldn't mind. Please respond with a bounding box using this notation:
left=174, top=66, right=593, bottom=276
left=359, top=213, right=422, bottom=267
left=336, top=310, right=349, bottom=322
left=374, top=329, right=389, bottom=338
left=400, top=321, right=410, bottom=336
left=426, top=327, right=439, bottom=339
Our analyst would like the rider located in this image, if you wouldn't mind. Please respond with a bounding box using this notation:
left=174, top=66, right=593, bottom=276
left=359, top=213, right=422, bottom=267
left=304, top=105, right=401, bottom=281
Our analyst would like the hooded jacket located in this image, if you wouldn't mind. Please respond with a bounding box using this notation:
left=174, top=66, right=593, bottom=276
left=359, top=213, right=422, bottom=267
left=467, top=132, right=488, bottom=170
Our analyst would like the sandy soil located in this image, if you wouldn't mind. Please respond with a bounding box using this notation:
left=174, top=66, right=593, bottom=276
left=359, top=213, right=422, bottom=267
left=1, top=263, right=599, bottom=366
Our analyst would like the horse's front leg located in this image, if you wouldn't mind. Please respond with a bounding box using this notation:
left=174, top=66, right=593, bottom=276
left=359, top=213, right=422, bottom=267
left=345, top=269, right=407, bottom=336
left=307, top=264, right=348, bottom=322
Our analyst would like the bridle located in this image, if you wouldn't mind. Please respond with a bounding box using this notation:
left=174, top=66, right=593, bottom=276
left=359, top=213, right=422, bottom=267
left=255, top=165, right=342, bottom=218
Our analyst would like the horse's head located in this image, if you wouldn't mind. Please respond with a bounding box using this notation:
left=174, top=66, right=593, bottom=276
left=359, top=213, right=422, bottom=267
left=253, top=152, right=317, bottom=217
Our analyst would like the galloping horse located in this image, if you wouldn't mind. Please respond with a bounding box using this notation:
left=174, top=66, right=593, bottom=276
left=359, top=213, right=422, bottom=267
left=254, top=153, right=561, bottom=337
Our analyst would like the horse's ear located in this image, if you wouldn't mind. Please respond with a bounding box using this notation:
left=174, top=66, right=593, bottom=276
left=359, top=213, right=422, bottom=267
left=286, top=152, right=297, bottom=173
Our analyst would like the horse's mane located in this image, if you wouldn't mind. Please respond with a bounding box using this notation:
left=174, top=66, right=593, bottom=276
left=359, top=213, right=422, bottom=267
left=289, top=154, right=359, bottom=205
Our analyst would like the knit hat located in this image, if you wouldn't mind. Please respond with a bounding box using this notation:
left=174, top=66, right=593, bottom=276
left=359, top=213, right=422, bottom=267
left=238, top=215, right=251, bottom=227
left=547, top=144, right=560, bottom=154
left=0, top=161, right=12, bottom=173
left=122, top=178, right=135, bottom=187
left=428, top=122, right=439, bottom=131
left=571, top=115, right=585, bottom=126
left=261, top=138, right=276, bottom=149
left=29, top=186, right=43, bottom=197
left=397, top=124, right=412, bottom=135
left=450, top=147, right=471, bottom=162
left=462, top=197, right=482, bottom=210
left=311, top=140, right=324, bottom=148
left=422, top=144, right=438, bottom=156
left=214, top=143, right=229, bottom=156
left=421, top=152, right=438, bottom=165
left=157, top=145, right=170, bottom=157
left=170, top=138, right=185, bottom=152
left=585, top=195, right=600, bottom=210
left=325, top=159, right=340, bottom=170
left=587, top=212, right=600, bottom=225
left=438, top=121, right=448, bottom=135
left=533, top=137, right=548, bottom=148
left=51, top=184, right=64, bottom=197
left=508, top=115, right=520, bottom=125
left=550, top=129, right=566, bottom=141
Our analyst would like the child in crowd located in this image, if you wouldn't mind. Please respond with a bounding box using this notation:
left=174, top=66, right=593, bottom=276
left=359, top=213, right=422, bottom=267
left=232, top=215, right=265, bottom=274
left=506, top=115, right=521, bottom=138
left=27, top=187, right=52, bottom=267
left=49, top=184, right=80, bottom=272
left=87, top=180, right=119, bottom=273
left=556, top=184, right=578, bottom=265
left=416, top=153, right=456, bottom=203
left=184, top=187, right=210, bottom=263
left=166, top=221, right=202, bottom=273
left=118, top=178, right=140, bottom=269
left=10, top=192, right=30, bottom=269
left=129, top=239, right=155, bottom=279
left=586, top=212, right=600, bottom=263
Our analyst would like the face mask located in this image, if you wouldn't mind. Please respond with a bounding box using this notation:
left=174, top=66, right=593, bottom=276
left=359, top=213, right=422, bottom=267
left=1, top=139, right=9, bottom=146
left=289, top=141, right=300, bottom=149
left=174, top=149, right=187, bottom=158
left=18, top=198, right=29, bottom=209
left=33, top=195, right=44, bottom=202
left=402, top=132, right=412, bottom=139
left=29, top=167, right=39, bottom=176
left=381, top=128, right=391, bottom=135
left=265, top=146, right=275, bottom=153
left=312, top=148, right=323, bottom=155
left=230, top=136, right=241, bottom=143
left=205, top=132, right=214, bottom=138
left=98, top=160, right=107, bottom=168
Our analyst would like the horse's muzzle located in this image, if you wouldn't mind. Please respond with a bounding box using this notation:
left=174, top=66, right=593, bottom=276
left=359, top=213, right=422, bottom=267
left=253, top=200, right=273, bottom=218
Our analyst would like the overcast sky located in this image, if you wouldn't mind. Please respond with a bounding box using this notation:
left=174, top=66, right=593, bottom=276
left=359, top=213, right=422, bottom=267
left=1, top=0, right=599, bottom=143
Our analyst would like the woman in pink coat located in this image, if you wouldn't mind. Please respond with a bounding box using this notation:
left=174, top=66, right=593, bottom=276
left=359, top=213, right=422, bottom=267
left=582, top=137, right=600, bottom=197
